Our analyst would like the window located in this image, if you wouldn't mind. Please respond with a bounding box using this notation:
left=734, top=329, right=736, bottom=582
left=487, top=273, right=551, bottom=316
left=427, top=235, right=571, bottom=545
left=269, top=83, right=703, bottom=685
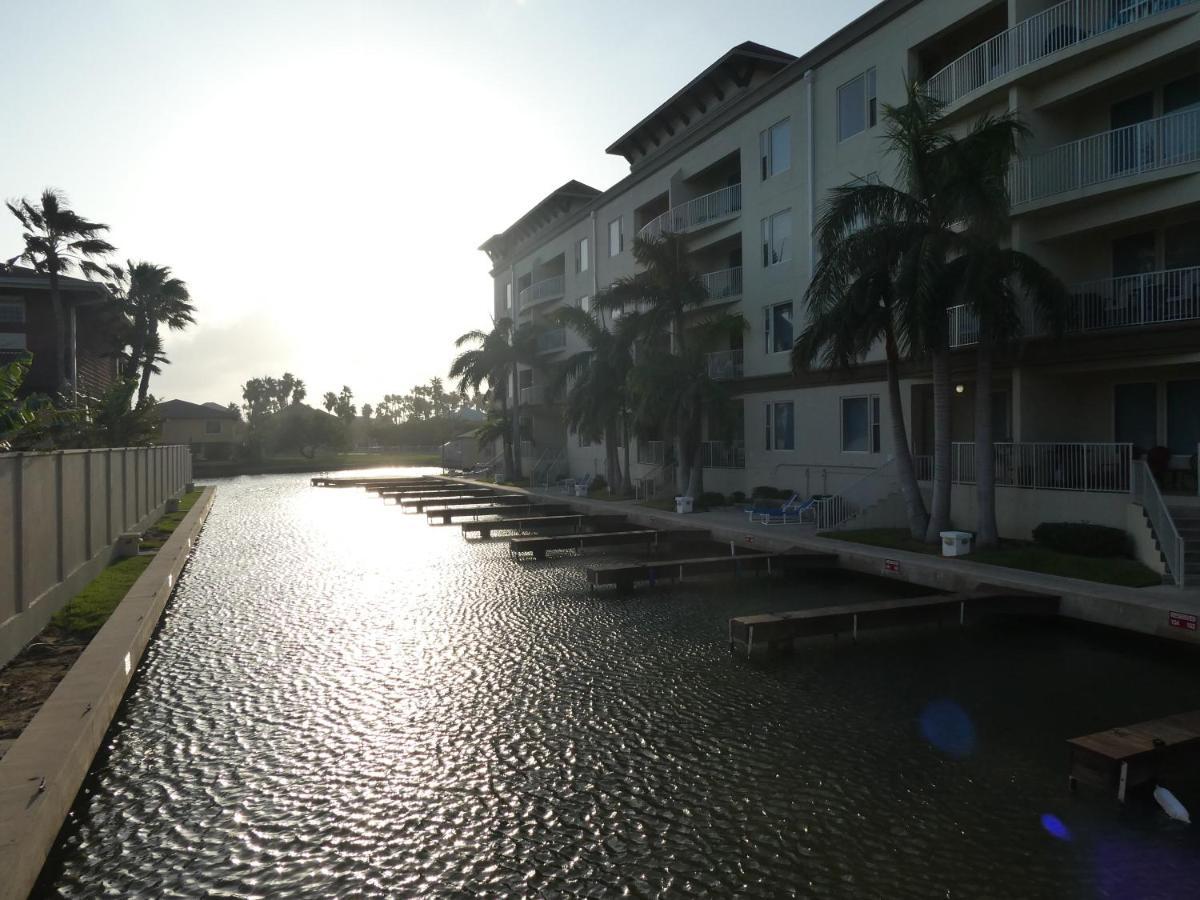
left=576, top=237, right=590, bottom=273
left=205, top=420, right=222, bottom=435
left=505, top=283, right=513, bottom=310
left=1167, top=380, right=1200, bottom=454
left=1165, top=221, right=1200, bottom=270
left=1115, top=382, right=1157, bottom=450
left=764, top=301, right=794, bottom=353
left=609, top=218, right=623, bottom=257
left=579, top=295, right=590, bottom=313
left=761, top=210, right=792, bottom=266
left=760, top=118, right=791, bottom=179
left=0, top=297, right=25, bottom=323
left=0, top=333, right=26, bottom=350
left=841, top=395, right=881, bottom=452
left=764, top=401, right=795, bottom=451
left=837, top=67, right=877, bottom=141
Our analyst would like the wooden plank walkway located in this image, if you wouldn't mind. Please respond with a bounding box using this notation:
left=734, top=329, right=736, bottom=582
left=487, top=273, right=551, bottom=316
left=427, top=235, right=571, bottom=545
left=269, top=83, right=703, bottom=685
left=587, top=551, right=838, bottom=590
left=729, top=587, right=1058, bottom=657
left=401, top=494, right=525, bottom=512
left=510, top=528, right=709, bottom=560
left=1068, top=710, right=1200, bottom=801
left=376, top=486, right=496, bottom=498
left=312, top=476, right=445, bottom=488
left=462, top=514, right=628, bottom=538
left=425, top=503, right=571, bottom=524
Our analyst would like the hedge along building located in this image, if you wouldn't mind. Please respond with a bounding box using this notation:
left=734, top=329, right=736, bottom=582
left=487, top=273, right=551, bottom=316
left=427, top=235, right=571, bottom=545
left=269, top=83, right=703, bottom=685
left=480, top=0, right=1200, bottom=583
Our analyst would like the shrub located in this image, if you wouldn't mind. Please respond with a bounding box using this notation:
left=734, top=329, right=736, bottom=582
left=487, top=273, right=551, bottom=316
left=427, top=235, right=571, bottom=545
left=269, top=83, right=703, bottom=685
left=730, top=491, right=747, bottom=504
left=752, top=485, right=788, bottom=500
left=698, top=491, right=725, bottom=509
left=1032, top=522, right=1132, bottom=559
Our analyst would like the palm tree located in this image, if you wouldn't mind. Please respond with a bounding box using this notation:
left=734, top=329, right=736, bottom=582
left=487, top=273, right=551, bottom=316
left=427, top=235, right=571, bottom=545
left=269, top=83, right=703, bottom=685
left=107, top=261, right=195, bottom=401
left=450, top=317, right=538, bottom=480
left=548, top=305, right=637, bottom=494
left=6, top=189, right=115, bottom=395
left=594, top=233, right=711, bottom=495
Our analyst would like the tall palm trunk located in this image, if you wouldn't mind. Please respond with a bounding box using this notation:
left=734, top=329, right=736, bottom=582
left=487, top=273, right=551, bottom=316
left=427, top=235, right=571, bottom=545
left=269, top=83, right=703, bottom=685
left=925, top=348, right=953, bottom=543
left=137, top=324, right=157, bottom=403
left=621, top=410, right=633, bottom=495
left=603, top=417, right=622, bottom=492
left=510, top=364, right=522, bottom=480
left=672, top=312, right=690, bottom=496
left=47, top=268, right=69, bottom=394
left=974, top=340, right=999, bottom=548
left=884, top=327, right=929, bottom=539
left=126, top=315, right=148, bottom=379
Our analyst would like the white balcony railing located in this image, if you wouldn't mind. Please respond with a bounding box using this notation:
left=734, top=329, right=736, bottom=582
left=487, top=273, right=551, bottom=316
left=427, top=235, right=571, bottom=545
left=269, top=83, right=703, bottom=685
left=706, top=349, right=744, bottom=381
left=537, top=326, right=566, bottom=354
left=518, top=275, right=565, bottom=311
left=947, top=265, right=1200, bottom=347
left=637, top=440, right=666, bottom=466
left=1010, top=107, right=1200, bottom=206
left=915, top=442, right=1132, bottom=493
left=700, top=440, right=745, bottom=469
left=518, top=385, right=544, bottom=406
left=638, top=184, right=742, bottom=242
left=700, top=266, right=743, bottom=301
left=925, top=0, right=1197, bottom=108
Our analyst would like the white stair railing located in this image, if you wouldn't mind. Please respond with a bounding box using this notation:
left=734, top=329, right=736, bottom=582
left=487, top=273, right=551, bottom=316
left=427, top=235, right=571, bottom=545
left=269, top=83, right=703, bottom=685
left=1132, top=459, right=1186, bottom=587
left=811, top=458, right=900, bottom=530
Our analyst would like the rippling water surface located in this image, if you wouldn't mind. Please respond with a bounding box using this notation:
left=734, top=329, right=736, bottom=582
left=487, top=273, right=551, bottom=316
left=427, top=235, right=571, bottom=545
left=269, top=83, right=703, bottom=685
left=36, top=471, right=1200, bottom=898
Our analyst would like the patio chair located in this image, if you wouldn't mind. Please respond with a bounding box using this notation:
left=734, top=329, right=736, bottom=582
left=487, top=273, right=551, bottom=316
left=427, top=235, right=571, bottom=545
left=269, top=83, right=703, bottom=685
left=744, top=492, right=799, bottom=521
left=560, top=473, right=594, bottom=495
left=759, top=495, right=817, bottom=525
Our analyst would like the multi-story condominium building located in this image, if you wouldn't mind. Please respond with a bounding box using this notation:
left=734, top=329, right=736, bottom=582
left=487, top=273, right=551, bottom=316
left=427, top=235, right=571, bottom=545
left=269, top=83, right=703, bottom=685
left=479, top=0, right=1200, bottom=579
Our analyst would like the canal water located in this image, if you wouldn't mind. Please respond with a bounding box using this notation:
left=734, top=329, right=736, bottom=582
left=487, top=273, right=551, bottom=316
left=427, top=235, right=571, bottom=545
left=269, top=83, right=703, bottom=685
left=36, top=472, right=1200, bottom=898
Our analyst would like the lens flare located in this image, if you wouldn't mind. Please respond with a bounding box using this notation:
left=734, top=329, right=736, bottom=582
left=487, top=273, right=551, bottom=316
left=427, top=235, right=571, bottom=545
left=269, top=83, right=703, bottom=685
left=919, top=699, right=976, bottom=759
left=1040, top=813, right=1071, bottom=841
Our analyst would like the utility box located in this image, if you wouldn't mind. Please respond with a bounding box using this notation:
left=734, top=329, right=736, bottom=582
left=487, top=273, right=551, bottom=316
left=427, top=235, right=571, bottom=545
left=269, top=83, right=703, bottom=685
left=675, top=496, right=694, bottom=514
left=115, top=532, right=141, bottom=558
left=940, top=531, right=973, bottom=557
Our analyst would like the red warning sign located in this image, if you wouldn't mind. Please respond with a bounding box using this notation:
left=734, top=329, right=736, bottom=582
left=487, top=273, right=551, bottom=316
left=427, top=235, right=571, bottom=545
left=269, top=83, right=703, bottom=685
left=1168, top=611, right=1197, bottom=631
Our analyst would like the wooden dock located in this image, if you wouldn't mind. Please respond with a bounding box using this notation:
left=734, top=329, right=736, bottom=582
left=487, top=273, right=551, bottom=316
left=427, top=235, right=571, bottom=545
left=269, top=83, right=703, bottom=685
left=510, top=528, right=709, bottom=560
left=425, top=503, right=571, bottom=524
left=587, top=551, right=838, bottom=590
left=729, top=587, right=1058, bottom=657
left=462, top=514, right=628, bottom=538
left=312, top=475, right=444, bottom=488
left=401, top=494, right=525, bottom=512
left=375, top=486, right=495, bottom=498
left=1068, top=710, right=1200, bottom=801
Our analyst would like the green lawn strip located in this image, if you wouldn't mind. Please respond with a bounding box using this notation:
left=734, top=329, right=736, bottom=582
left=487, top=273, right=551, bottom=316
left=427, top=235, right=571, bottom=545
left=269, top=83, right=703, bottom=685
left=52, top=489, right=204, bottom=635
left=821, top=528, right=1162, bottom=588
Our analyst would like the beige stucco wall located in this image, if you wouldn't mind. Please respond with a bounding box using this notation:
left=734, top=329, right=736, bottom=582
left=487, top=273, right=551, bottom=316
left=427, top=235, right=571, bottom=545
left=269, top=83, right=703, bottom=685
left=159, top=416, right=242, bottom=446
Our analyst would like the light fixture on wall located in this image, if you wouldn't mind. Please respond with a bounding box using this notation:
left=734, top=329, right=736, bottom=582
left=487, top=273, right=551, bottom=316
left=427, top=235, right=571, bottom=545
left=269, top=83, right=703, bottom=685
left=955, top=384, right=965, bottom=394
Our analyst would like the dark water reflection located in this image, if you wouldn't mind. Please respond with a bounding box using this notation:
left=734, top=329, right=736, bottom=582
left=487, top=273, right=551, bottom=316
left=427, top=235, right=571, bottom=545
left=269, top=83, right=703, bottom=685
left=37, top=471, right=1200, bottom=898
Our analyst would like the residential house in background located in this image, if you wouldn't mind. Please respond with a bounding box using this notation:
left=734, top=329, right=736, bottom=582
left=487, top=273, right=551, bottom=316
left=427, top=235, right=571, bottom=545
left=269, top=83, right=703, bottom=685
left=156, top=399, right=243, bottom=460
left=0, top=263, right=120, bottom=398
left=481, top=0, right=1200, bottom=583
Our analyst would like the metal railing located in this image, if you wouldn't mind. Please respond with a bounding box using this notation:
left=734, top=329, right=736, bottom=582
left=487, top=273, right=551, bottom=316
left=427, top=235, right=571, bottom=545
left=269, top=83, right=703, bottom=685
left=637, top=440, right=666, bottom=466
left=1010, top=107, right=1200, bottom=205
left=706, top=349, right=744, bottom=381
left=518, top=275, right=565, bottom=311
left=811, top=457, right=900, bottom=529
left=700, top=266, right=743, bottom=301
left=925, top=0, right=1196, bottom=107
left=537, top=327, right=566, bottom=353
left=947, top=265, right=1200, bottom=348
left=518, top=385, right=544, bottom=406
left=1133, top=459, right=1186, bottom=586
left=700, top=440, right=745, bottom=469
left=917, top=442, right=1132, bottom=492
left=638, top=184, right=742, bottom=242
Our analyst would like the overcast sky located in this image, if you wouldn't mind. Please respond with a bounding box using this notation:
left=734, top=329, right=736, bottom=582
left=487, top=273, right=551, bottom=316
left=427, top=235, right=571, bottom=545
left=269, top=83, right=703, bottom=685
left=0, top=0, right=876, bottom=409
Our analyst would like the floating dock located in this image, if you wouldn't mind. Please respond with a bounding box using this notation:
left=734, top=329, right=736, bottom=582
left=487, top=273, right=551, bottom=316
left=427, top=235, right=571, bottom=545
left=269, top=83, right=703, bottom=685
left=462, top=514, right=628, bottom=538
left=510, top=528, right=708, bottom=560
left=1068, top=710, right=1200, bottom=801
left=729, top=587, right=1059, bottom=657
left=401, top=494, right=526, bottom=512
left=587, top=551, right=838, bottom=590
left=425, top=503, right=571, bottom=524
left=376, top=486, right=496, bottom=499
left=312, top=476, right=443, bottom=488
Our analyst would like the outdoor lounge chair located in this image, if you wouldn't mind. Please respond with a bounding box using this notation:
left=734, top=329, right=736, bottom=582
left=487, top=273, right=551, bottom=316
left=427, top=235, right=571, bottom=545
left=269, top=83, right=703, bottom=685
left=560, top=473, right=594, bottom=495
left=758, top=495, right=816, bottom=525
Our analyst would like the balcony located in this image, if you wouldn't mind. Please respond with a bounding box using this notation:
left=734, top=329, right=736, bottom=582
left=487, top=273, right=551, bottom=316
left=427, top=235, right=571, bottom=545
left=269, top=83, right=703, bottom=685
left=700, top=266, right=743, bottom=302
left=701, top=440, right=746, bottom=469
left=925, top=0, right=1197, bottom=108
left=518, top=275, right=565, bottom=312
left=638, top=184, right=742, bottom=242
left=1009, top=107, right=1200, bottom=206
left=518, top=384, right=545, bottom=406
left=914, top=442, right=1132, bottom=493
left=537, top=327, right=566, bottom=354
left=947, top=265, right=1200, bottom=347
left=706, top=349, right=744, bottom=381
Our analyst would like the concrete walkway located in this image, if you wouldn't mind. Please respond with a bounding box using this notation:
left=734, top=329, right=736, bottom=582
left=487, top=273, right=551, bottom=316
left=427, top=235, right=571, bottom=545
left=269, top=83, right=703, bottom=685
left=453, top=477, right=1200, bottom=646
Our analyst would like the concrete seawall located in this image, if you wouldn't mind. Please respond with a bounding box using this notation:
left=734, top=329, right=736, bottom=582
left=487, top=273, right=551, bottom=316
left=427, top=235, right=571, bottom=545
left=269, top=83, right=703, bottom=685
left=0, top=485, right=216, bottom=900
left=0, top=446, right=194, bottom=667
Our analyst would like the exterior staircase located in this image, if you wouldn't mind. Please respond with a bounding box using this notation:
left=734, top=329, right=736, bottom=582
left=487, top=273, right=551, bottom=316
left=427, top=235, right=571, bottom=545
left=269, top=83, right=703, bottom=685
left=1168, top=504, right=1200, bottom=584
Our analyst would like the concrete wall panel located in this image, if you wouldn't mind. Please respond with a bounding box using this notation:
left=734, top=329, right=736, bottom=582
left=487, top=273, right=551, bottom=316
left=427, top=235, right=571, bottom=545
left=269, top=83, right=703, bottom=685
left=19, top=455, right=59, bottom=609
left=0, top=460, right=17, bottom=625
left=88, top=451, right=108, bottom=555
left=59, top=453, right=88, bottom=579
